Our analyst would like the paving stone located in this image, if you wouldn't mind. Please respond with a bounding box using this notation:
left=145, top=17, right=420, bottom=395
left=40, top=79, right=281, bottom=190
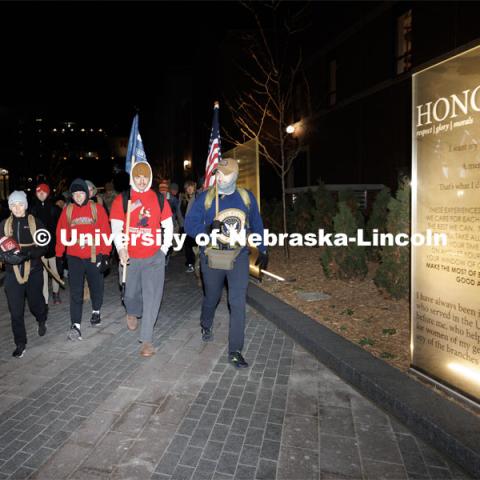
left=363, top=458, right=408, bottom=479
left=357, top=424, right=403, bottom=465
left=80, top=431, right=133, bottom=475
left=223, top=434, right=244, bottom=454
left=245, top=428, right=264, bottom=447
left=156, top=452, right=182, bottom=476
left=211, top=424, right=229, bottom=443
left=277, top=447, right=319, bottom=480
left=256, top=458, right=277, bottom=479
left=235, top=464, right=256, bottom=480
left=284, top=415, right=317, bottom=450
left=167, top=435, right=190, bottom=455
left=319, top=434, right=362, bottom=479
left=217, top=452, right=239, bottom=476
left=239, top=445, right=261, bottom=467
left=23, top=447, right=54, bottom=469
left=179, top=446, right=203, bottom=468
left=203, top=441, right=223, bottom=461
left=319, top=405, right=355, bottom=438
left=189, top=428, right=212, bottom=447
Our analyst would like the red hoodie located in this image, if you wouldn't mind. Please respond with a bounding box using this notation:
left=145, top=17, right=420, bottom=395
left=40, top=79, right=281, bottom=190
left=55, top=202, right=112, bottom=258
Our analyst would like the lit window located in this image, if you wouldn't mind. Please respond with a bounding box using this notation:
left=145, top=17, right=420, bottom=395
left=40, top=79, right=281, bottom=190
left=396, top=10, right=412, bottom=74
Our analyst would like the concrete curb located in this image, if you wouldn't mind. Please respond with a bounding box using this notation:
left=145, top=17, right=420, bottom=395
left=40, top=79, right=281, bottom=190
left=247, top=283, right=480, bottom=478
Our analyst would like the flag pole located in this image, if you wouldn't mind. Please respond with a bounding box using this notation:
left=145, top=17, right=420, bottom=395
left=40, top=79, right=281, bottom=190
left=121, top=199, right=131, bottom=299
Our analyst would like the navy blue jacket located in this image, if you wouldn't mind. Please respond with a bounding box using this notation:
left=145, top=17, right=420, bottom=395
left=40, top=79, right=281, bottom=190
left=184, top=189, right=266, bottom=253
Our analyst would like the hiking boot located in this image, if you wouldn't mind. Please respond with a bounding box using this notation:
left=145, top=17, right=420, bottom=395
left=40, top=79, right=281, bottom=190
left=90, top=312, right=101, bottom=327
left=68, top=324, right=82, bottom=341
left=38, top=321, right=47, bottom=337
left=126, top=315, right=138, bottom=331
left=186, top=264, right=194, bottom=273
left=12, top=344, right=26, bottom=358
left=229, top=351, right=248, bottom=369
left=140, top=342, right=155, bottom=357
left=201, top=326, right=213, bottom=342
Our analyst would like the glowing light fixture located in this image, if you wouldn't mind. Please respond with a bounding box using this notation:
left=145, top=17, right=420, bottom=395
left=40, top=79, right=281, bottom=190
left=286, top=125, right=295, bottom=134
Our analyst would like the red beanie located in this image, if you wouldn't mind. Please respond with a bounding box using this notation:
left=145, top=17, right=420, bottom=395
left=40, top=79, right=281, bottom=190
left=36, top=183, right=50, bottom=196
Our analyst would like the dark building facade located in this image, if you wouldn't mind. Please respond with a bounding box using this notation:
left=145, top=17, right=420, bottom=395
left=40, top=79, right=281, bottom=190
left=293, top=1, right=480, bottom=191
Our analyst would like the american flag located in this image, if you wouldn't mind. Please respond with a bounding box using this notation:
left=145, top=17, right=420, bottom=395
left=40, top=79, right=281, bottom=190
left=203, top=102, right=222, bottom=189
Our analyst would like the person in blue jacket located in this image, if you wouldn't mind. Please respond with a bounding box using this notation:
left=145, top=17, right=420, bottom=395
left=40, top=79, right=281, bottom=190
left=184, top=158, right=268, bottom=368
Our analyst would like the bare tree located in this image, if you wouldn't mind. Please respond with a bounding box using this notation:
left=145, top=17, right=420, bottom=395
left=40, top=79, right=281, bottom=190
left=224, top=1, right=311, bottom=258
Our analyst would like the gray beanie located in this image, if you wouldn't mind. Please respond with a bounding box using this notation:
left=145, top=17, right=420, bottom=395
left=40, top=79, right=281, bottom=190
left=8, top=190, right=28, bottom=209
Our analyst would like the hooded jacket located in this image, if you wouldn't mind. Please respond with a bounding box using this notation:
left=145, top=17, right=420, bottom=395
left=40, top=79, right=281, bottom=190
left=109, top=162, right=174, bottom=258
left=55, top=178, right=111, bottom=259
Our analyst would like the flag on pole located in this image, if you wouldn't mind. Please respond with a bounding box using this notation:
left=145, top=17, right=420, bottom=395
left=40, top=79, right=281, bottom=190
left=203, top=101, right=222, bottom=189
left=125, top=114, right=148, bottom=173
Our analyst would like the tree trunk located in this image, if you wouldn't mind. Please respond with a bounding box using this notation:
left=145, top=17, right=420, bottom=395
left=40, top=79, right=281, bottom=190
left=281, top=171, right=290, bottom=260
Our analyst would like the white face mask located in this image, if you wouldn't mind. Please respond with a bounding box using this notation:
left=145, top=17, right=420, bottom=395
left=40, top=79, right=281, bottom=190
left=217, top=170, right=238, bottom=195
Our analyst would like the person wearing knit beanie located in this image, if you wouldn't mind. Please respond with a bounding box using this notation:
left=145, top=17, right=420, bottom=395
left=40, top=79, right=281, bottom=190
left=1, top=191, right=49, bottom=358
left=8, top=191, right=28, bottom=210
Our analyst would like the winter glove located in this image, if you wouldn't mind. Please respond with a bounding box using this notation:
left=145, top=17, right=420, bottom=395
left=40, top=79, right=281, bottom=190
left=56, top=257, right=64, bottom=278
left=96, top=254, right=110, bottom=274
left=255, top=250, right=269, bottom=271
left=207, top=220, right=224, bottom=234
left=0, top=250, right=29, bottom=265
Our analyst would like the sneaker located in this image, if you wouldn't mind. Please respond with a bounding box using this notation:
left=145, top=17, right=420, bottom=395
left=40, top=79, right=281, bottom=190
left=140, top=342, right=155, bottom=357
left=201, top=326, right=213, bottom=342
left=12, top=344, right=26, bottom=358
left=38, top=321, right=47, bottom=337
left=186, top=264, right=194, bottom=273
left=229, top=351, right=248, bottom=369
left=90, top=312, right=101, bottom=327
left=67, top=324, right=82, bottom=341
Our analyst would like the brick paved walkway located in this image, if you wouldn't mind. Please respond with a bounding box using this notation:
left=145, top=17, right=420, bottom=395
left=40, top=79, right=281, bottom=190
left=0, top=257, right=470, bottom=479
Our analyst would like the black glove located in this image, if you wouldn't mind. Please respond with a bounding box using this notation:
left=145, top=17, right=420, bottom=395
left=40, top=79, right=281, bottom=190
left=0, top=250, right=29, bottom=265
left=56, top=257, right=64, bottom=278
left=96, top=254, right=110, bottom=274
left=207, top=220, right=224, bottom=234
left=255, top=251, right=269, bottom=271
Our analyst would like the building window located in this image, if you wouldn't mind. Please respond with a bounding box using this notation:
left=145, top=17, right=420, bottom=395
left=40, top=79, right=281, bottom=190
left=328, top=60, right=337, bottom=106
left=396, top=10, right=412, bottom=74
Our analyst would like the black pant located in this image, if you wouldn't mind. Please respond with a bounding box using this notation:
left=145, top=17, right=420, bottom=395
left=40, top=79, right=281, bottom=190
left=5, top=268, right=47, bottom=346
left=200, top=249, right=249, bottom=353
left=184, top=235, right=196, bottom=266
left=67, top=255, right=104, bottom=324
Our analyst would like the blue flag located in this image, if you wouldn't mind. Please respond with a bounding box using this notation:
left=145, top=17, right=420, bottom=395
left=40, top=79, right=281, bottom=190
left=125, top=114, right=148, bottom=173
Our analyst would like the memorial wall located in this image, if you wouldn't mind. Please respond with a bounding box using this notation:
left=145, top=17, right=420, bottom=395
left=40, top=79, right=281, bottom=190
left=412, top=45, right=480, bottom=402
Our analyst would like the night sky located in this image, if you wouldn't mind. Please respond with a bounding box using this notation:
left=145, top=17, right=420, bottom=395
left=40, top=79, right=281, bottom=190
left=0, top=1, right=380, bottom=187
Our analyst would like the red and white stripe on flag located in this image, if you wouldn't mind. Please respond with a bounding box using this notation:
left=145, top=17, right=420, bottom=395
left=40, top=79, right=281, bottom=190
left=204, top=138, right=219, bottom=188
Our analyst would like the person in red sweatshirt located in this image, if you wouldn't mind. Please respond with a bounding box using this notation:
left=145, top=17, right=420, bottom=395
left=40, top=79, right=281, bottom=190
left=55, top=178, right=111, bottom=341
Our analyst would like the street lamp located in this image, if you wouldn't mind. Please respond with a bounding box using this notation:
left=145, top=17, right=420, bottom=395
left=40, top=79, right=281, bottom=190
left=183, top=159, right=191, bottom=170
left=286, top=124, right=295, bottom=134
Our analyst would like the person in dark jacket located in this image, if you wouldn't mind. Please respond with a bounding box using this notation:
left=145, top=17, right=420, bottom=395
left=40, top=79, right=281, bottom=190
left=30, top=183, right=62, bottom=305
left=0, top=191, right=48, bottom=358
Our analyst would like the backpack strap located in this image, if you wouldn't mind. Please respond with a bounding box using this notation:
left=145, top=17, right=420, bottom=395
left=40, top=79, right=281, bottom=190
left=66, top=203, right=74, bottom=226
left=89, top=200, right=97, bottom=224
left=155, top=191, right=164, bottom=213
left=4, top=215, right=12, bottom=237
left=236, top=188, right=251, bottom=210
left=204, top=187, right=216, bottom=211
